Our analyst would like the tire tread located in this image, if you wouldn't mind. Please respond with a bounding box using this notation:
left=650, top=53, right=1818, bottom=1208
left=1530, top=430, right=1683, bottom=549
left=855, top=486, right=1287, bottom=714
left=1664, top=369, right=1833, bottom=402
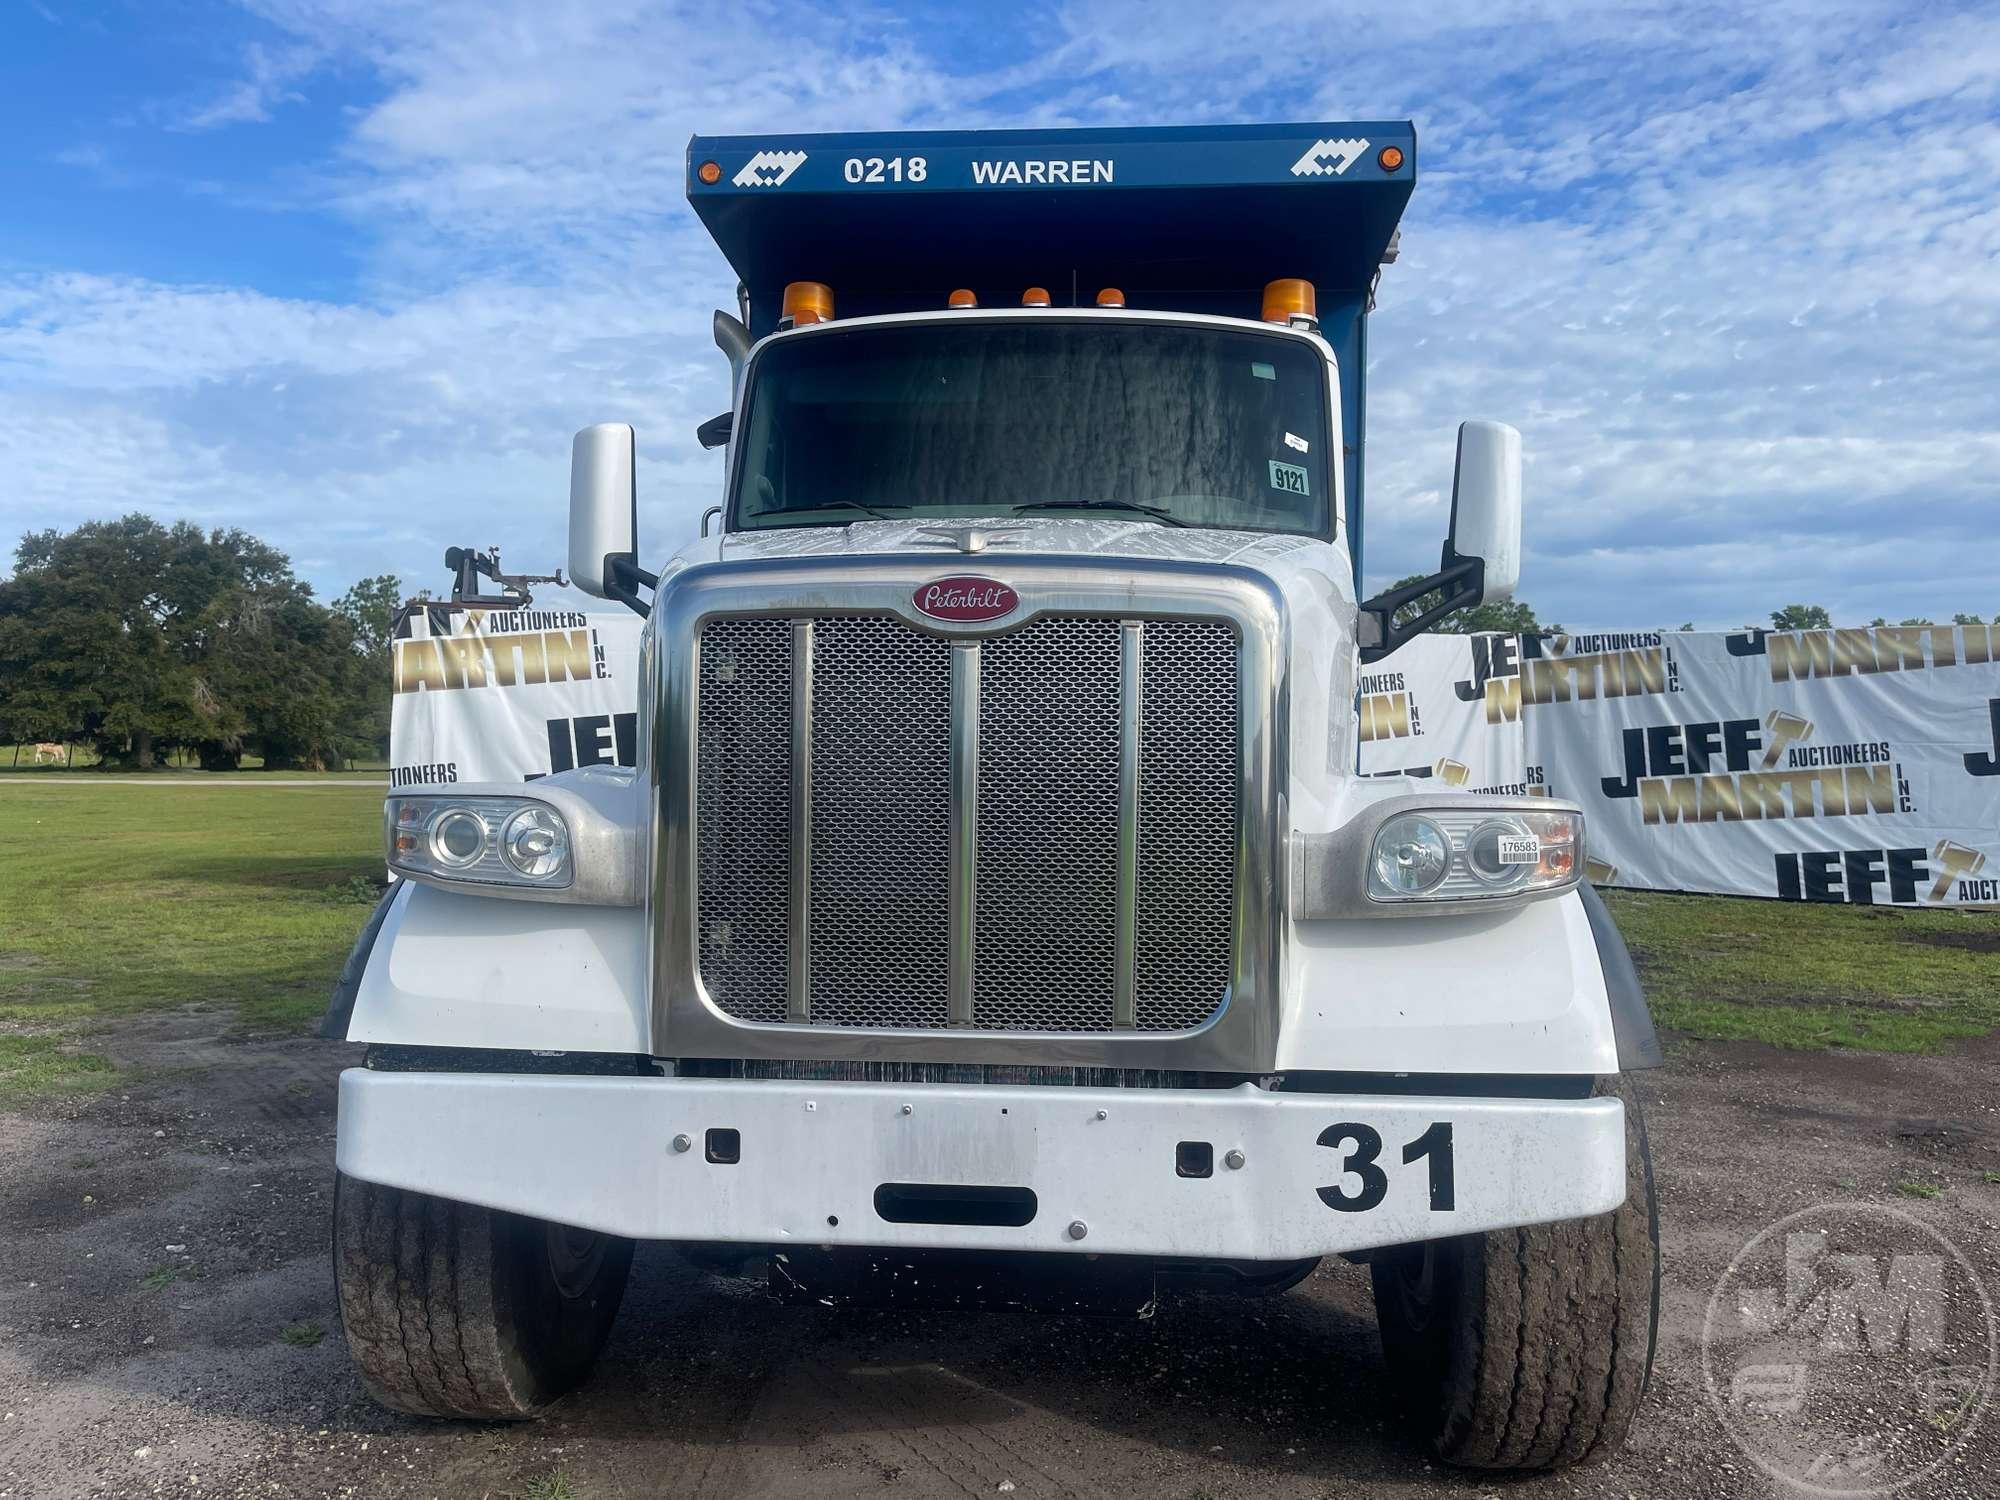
left=332, top=1175, right=627, bottom=1420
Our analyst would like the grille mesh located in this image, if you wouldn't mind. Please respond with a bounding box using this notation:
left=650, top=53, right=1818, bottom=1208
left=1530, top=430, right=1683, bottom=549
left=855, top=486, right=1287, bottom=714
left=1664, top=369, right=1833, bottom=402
left=691, top=610, right=1238, bottom=1034
left=1136, top=620, right=1239, bottom=1028
left=974, top=618, right=1122, bottom=1031
left=808, top=618, right=953, bottom=1027
left=695, top=618, right=792, bottom=1021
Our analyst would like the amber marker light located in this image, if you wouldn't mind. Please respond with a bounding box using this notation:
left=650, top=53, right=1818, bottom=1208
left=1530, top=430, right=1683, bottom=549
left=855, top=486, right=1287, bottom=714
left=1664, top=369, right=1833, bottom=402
left=1261, top=277, right=1317, bottom=324
left=782, top=280, right=835, bottom=326
left=948, top=288, right=978, bottom=308
left=697, top=160, right=722, bottom=185
left=1021, top=286, right=1052, bottom=307
left=1377, top=145, right=1404, bottom=172
left=1095, top=288, right=1126, bottom=307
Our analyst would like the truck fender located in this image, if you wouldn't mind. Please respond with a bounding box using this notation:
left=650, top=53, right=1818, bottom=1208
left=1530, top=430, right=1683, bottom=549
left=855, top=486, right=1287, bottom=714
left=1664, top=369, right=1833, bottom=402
left=319, top=881, right=402, bottom=1041
left=1578, top=883, right=1664, bottom=1071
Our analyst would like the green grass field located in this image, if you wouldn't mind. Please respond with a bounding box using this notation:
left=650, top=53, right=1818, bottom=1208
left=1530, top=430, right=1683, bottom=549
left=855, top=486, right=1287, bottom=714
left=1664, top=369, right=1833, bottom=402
left=0, top=782, right=1995, bottom=1099
left=1604, top=888, right=2000, bottom=1053
left=0, top=783, right=384, bottom=1098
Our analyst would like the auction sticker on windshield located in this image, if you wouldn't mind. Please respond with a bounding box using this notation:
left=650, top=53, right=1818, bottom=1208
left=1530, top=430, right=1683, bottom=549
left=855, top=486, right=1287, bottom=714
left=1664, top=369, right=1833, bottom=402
left=1269, top=460, right=1309, bottom=495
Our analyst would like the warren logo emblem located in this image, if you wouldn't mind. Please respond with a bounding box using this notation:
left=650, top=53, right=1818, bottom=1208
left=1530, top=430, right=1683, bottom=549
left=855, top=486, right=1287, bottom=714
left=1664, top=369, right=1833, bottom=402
left=1291, top=138, right=1368, bottom=177
left=913, top=577, right=1018, bottom=623
left=731, top=149, right=807, bottom=188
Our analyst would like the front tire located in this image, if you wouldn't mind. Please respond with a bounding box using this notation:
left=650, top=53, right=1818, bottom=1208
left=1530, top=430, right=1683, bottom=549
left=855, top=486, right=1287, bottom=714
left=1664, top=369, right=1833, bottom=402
left=1369, top=1079, right=1660, bottom=1469
left=333, top=1173, right=633, bottom=1419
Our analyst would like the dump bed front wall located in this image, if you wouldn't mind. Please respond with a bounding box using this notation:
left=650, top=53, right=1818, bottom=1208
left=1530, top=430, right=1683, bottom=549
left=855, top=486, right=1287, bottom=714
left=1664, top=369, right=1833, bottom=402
left=687, top=122, right=1415, bottom=318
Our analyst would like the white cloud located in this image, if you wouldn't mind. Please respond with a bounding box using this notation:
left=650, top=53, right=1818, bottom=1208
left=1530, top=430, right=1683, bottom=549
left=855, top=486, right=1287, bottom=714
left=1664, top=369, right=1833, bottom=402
left=4, top=0, right=1998, bottom=629
left=171, top=41, right=322, bottom=131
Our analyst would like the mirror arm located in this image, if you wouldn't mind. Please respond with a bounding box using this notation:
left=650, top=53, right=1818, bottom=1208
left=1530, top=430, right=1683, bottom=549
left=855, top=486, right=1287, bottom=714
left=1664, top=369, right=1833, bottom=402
left=605, top=555, right=658, bottom=620
left=1355, top=553, right=1483, bottom=664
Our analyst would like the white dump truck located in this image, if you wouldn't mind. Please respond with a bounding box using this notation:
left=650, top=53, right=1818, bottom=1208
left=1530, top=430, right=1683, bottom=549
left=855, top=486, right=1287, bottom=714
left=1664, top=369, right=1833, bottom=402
left=325, top=121, right=1663, bottom=1469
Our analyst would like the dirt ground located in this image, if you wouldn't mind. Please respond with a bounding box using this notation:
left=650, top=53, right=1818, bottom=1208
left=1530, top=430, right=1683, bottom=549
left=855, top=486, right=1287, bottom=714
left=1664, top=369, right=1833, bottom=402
left=2, top=1019, right=1997, bottom=1500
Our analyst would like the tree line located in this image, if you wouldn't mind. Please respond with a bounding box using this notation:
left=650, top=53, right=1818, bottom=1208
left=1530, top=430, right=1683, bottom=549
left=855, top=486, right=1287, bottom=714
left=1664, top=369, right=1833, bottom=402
left=0, top=514, right=399, bottom=770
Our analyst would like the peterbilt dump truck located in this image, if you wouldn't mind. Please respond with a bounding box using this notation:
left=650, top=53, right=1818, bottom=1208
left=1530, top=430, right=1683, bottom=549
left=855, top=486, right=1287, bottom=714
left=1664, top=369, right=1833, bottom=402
left=325, top=122, right=1664, bottom=1469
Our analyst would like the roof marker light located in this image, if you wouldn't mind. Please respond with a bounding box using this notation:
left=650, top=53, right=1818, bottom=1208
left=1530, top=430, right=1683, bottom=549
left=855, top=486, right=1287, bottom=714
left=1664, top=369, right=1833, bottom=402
left=696, top=160, right=722, bottom=185
left=1095, top=288, right=1126, bottom=307
left=1021, top=287, right=1052, bottom=307
left=1378, top=145, right=1404, bottom=172
left=948, top=289, right=978, bottom=308
left=781, top=280, right=835, bottom=327
left=1261, top=278, right=1317, bottom=325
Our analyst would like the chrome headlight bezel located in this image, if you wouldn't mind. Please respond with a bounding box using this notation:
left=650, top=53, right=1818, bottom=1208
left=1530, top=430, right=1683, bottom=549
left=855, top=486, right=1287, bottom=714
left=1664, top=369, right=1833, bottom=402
left=1293, top=793, right=1585, bottom=919
left=382, top=767, right=645, bottom=906
left=389, top=795, right=575, bottom=891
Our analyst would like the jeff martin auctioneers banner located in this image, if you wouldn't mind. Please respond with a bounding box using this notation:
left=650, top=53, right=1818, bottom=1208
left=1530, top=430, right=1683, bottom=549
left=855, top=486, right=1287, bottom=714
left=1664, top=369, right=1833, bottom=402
left=388, top=604, right=641, bottom=787
left=391, top=608, right=2000, bottom=908
left=1356, top=624, right=2000, bottom=908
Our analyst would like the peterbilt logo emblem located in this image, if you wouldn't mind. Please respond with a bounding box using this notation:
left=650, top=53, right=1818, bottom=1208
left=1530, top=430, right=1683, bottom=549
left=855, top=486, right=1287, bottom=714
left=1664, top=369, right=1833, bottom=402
left=913, top=577, right=1018, bottom=622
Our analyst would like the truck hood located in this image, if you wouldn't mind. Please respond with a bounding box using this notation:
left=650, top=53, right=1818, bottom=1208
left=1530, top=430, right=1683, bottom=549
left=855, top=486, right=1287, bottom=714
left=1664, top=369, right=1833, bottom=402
left=709, top=515, right=1322, bottom=569
left=672, top=517, right=1359, bottom=786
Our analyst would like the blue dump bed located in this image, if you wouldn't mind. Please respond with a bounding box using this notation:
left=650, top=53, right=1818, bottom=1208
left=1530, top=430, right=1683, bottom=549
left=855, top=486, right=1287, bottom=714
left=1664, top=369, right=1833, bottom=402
left=686, top=122, right=1417, bottom=567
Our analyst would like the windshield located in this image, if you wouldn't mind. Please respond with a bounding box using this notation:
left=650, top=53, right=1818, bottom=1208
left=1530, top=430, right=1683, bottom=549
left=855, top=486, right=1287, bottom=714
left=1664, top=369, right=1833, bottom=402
left=731, top=319, right=1332, bottom=536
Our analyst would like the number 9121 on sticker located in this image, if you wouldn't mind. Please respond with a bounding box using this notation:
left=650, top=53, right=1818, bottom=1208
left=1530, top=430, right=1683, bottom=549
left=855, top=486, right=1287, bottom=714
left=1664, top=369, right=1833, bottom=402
left=1268, top=460, right=1309, bottom=495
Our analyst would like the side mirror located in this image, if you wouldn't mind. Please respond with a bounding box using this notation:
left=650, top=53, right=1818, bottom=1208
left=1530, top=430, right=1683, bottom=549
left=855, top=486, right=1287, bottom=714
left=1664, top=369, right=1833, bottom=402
left=1445, top=420, right=1521, bottom=604
left=1356, top=420, right=1523, bottom=663
left=568, top=423, right=653, bottom=615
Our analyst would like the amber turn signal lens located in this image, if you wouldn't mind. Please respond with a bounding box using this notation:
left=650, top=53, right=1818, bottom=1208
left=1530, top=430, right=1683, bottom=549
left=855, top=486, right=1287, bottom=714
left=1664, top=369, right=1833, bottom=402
left=697, top=160, right=722, bottom=185
left=1377, top=145, right=1404, bottom=172
left=1095, top=288, right=1126, bottom=307
left=782, top=280, right=835, bottom=326
left=948, top=288, right=978, bottom=308
left=1021, top=286, right=1052, bottom=307
left=1260, top=277, right=1316, bottom=324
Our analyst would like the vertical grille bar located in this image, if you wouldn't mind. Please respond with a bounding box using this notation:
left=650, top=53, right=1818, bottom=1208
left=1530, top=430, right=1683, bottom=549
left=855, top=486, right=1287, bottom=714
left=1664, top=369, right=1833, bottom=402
left=787, top=619, right=814, bottom=1022
left=948, top=642, right=980, bottom=1027
left=1114, top=621, right=1142, bottom=1029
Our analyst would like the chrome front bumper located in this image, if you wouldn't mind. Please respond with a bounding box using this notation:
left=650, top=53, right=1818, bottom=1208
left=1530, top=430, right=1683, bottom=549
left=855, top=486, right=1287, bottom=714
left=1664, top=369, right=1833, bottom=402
left=336, top=1070, right=1624, bottom=1260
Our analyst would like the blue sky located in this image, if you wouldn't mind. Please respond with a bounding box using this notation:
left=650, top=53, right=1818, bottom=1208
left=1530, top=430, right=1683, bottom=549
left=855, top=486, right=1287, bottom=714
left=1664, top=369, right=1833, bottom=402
left=3, top=0, right=1997, bottom=628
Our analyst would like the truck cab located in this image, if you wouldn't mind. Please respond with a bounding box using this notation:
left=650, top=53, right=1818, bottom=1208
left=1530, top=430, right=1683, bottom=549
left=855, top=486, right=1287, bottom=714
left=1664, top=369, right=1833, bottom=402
left=327, top=122, right=1662, bottom=1469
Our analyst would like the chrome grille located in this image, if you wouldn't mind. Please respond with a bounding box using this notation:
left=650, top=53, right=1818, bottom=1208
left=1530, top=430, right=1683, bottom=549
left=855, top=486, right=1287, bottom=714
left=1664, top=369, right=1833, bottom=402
left=975, top=619, right=1122, bottom=1031
left=692, top=612, right=1238, bottom=1033
left=809, top=618, right=952, bottom=1027
left=1136, top=620, right=1239, bottom=1028
left=694, top=619, right=792, bottom=1022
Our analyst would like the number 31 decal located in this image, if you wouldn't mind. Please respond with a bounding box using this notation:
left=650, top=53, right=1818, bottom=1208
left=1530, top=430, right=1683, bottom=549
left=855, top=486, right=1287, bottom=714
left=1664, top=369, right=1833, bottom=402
left=1316, top=1121, right=1455, bottom=1212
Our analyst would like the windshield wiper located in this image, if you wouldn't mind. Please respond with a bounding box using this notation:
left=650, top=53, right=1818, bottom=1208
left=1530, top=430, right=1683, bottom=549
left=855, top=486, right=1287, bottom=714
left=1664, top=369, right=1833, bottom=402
left=815, top=499, right=899, bottom=522
left=1010, top=499, right=1190, bottom=528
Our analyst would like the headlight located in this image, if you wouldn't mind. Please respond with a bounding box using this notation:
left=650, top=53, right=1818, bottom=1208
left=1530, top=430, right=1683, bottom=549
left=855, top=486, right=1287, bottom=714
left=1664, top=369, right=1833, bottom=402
left=388, top=796, right=574, bottom=890
left=1369, top=814, right=1450, bottom=896
left=1367, top=807, right=1579, bottom=905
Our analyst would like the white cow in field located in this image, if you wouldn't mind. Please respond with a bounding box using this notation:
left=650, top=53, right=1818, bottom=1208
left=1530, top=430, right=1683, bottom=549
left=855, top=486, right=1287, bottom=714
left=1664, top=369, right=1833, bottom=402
left=31, top=742, right=68, bottom=765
